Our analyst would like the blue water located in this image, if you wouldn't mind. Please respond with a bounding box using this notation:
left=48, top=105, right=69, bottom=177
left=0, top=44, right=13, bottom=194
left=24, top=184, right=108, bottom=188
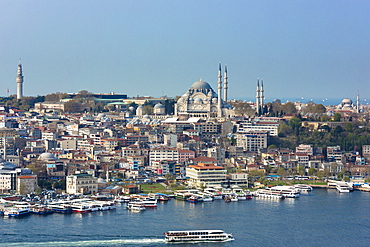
left=1, top=189, right=369, bottom=247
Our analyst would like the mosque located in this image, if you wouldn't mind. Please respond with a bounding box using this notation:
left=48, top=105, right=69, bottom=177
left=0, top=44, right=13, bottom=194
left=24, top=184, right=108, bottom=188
left=174, top=64, right=235, bottom=120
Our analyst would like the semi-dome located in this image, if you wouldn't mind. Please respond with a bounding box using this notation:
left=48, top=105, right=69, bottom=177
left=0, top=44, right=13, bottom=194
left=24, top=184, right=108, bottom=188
left=190, top=79, right=212, bottom=90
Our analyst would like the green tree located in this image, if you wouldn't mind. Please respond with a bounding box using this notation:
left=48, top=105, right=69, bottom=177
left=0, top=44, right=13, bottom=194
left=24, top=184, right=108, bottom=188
left=308, top=167, right=317, bottom=176
left=289, top=117, right=302, bottom=135
left=282, top=101, right=297, bottom=114
left=64, top=100, right=83, bottom=112
left=333, top=113, right=341, bottom=122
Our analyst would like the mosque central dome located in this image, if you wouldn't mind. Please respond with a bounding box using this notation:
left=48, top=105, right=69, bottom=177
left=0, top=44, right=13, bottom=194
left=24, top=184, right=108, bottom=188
left=190, top=79, right=212, bottom=90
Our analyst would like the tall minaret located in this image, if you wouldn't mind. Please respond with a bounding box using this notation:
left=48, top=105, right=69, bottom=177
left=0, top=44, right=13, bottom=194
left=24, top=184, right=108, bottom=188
left=217, top=63, right=223, bottom=117
left=16, top=60, right=24, bottom=100
left=223, top=65, right=228, bottom=103
left=256, top=79, right=260, bottom=116
left=356, top=92, right=360, bottom=113
left=260, top=79, right=264, bottom=115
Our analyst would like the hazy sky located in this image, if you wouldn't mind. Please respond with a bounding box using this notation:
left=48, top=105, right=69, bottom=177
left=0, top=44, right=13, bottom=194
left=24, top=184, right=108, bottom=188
left=1, top=0, right=369, bottom=103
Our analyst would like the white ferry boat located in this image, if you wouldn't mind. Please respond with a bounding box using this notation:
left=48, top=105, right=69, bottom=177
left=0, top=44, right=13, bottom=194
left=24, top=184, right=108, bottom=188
left=293, top=184, right=313, bottom=192
left=126, top=202, right=146, bottom=212
left=267, top=186, right=300, bottom=198
left=253, top=189, right=285, bottom=199
left=336, top=184, right=351, bottom=193
left=164, top=230, right=234, bottom=242
left=4, top=206, right=31, bottom=217
left=48, top=204, right=72, bottom=214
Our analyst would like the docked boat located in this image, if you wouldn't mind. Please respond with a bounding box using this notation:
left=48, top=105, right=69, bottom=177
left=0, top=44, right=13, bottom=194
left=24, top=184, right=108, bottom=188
left=293, top=184, right=313, bottom=192
left=187, top=195, right=201, bottom=203
left=204, top=188, right=223, bottom=200
left=132, top=199, right=157, bottom=208
left=48, top=204, right=72, bottom=214
left=4, top=206, right=31, bottom=217
left=126, top=202, right=146, bottom=212
left=267, top=186, right=300, bottom=198
left=253, top=189, right=285, bottom=199
left=164, top=230, right=234, bottom=242
left=71, top=203, right=91, bottom=213
left=336, top=184, right=351, bottom=193
left=30, top=205, right=54, bottom=215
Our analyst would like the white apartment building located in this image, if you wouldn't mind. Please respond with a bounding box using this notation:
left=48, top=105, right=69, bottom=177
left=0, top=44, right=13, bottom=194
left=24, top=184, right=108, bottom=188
left=186, top=163, right=227, bottom=188
left=237, top=118, right=281, bottom=136
left=236, top=130, right=268, bottom=152
left=149, top=147, right=178, bottom=165
left=296, top=144, right=314, bottom=156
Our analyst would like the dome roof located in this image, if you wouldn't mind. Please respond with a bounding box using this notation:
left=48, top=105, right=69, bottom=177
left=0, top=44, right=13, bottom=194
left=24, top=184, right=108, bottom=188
left=38, top=152, right=58, bottom=162
left=190, top=79, right=212, bottom=90
left=154, top=103, right=165, bottom=108
left=341, top=98, right=353, bottom=104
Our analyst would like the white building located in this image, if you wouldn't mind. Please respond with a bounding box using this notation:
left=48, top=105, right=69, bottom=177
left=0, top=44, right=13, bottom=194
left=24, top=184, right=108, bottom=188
left=149, top=147, right=178, bottom=165
left=186, top=162, right=227, bottom=188
left=237, top=118, right=281, bottom=136
left=236, top=130, right=268, bottom=152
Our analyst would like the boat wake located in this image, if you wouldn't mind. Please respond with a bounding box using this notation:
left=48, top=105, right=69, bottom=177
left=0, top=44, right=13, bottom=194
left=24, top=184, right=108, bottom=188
left=0, top=238, right=165, bottom=247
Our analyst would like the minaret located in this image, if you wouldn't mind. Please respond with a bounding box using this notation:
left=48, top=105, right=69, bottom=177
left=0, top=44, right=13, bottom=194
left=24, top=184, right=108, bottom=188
left=223, top=65, right=228, bottom=103
left=256, top=79, right=260, bottom=116
left=260, top=79, right=264, bottom=115
left=16, top=60, right=24, bottom=100
left=356, top=92, right=360, bottom=113
left=217, top=63, right=223, bottom=117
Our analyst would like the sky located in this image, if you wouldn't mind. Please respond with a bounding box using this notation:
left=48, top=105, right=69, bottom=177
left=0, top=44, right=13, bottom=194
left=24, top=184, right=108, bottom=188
left=0, top=0, right=369, bottom=104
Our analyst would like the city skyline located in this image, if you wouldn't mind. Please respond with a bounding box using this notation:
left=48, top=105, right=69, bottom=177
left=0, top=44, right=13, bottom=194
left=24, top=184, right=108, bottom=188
left=0, top=1, right=369, bottom=102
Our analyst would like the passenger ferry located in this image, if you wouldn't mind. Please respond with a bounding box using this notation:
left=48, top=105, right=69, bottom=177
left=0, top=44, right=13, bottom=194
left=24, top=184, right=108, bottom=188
left=164, top=230, right=234, bottom=242
left=48, top=204, right=72, bottom=214
left=126, top=202, right=146, bottom=212
left=253, top=189, right=285, bottom=199
left=336, top=184, right=351, bottom=193
left=3, top=205, right=31, bottom=217
left=267, top=186, right=300, bottom=198
left=293, top=184, right=313, bottom=192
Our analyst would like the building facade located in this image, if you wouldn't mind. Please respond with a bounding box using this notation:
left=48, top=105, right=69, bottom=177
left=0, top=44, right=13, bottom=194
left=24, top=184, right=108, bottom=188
left=66, top=173, right=98, bottom=195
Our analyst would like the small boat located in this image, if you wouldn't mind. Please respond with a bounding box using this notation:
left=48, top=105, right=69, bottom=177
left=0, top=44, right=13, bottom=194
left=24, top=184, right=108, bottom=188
left=230, top=196, right=238, bottom=202
left=30, top=205, right=54, bottom=215
left=164, top=230, right=234, bottom=242
left=187, top=195, right=199, bottom=203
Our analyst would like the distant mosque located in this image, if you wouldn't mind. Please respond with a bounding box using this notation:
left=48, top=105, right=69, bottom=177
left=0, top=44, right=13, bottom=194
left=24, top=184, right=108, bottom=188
left=174, top=64, right=234, bottom=119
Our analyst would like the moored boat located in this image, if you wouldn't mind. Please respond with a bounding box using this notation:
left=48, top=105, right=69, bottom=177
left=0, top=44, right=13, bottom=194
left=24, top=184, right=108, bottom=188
left=126, top=202, right=146, bottom=212
left=4, top=205, right=31, bottom=217
left=253, top=189, right=285, bottom=199
left=30, top=205, right=54, bottom=215
left=48, top=204, right=72, bottom=214
left=336, top=184, right=351, bottom=193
